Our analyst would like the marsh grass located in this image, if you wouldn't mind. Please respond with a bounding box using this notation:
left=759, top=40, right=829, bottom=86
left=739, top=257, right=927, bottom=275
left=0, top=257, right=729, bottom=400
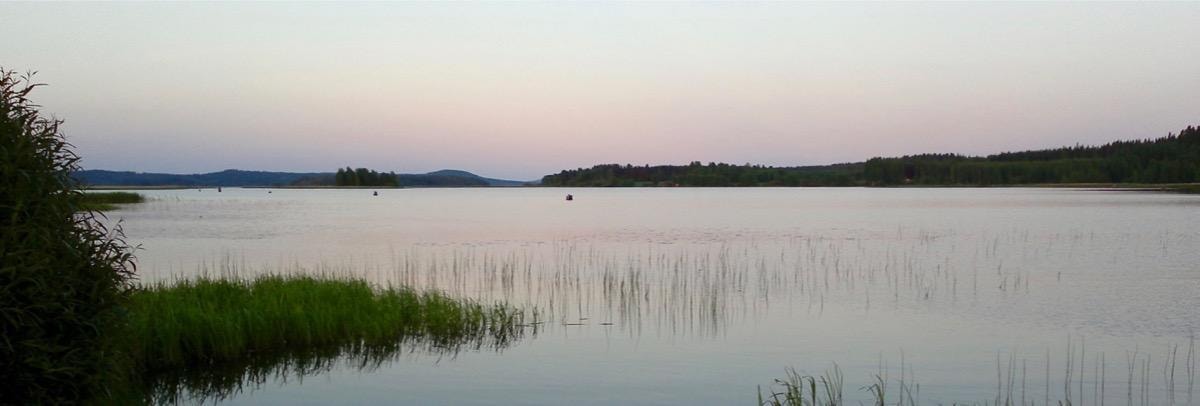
left=126, top=275, right=525, bottom=373
left=761, top=337, right=1199, bottom=406
left=104, top=274, right=531, bottom=403
left=80, top=191, right=144, bottom=210
left=758, top=365, right=845, bottom=406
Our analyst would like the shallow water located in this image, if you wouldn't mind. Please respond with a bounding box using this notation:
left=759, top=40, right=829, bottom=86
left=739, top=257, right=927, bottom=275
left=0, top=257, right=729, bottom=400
left=104, top=187, right=1200, bottom=405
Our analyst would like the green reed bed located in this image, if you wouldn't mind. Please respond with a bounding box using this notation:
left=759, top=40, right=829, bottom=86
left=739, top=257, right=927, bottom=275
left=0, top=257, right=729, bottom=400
left=80, top=191, right=144, bottom=211
left=126, top=275, right=525, bottom=373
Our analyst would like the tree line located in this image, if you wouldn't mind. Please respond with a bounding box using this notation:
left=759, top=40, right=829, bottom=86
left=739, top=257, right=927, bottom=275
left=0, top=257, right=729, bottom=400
left=541, top=125, right=1199, bottom=187
left=540, top=162, right=861, bottom=187
left=334, top=167, right=399, bottom=187
left=862, top=125, right=1200, bottom=185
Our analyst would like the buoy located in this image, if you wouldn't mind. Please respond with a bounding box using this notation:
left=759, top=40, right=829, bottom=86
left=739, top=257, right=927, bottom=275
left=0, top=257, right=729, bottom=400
left=565, top=194, right=573, bottom=201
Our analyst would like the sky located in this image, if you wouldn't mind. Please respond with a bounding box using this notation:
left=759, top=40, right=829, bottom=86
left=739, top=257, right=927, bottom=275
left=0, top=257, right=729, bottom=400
left=2, top=2, right=1198, bottom=180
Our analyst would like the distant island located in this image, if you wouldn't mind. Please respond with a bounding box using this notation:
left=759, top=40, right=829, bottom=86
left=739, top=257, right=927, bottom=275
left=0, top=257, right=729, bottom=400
left=75, top=169, right=530, bottom=188
left=542, top=125, right=1199, bottom=187
left=332, top=167, right=400, bottom=187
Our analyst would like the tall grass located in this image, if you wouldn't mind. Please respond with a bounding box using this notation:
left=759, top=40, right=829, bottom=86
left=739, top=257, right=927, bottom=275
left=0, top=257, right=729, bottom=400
left=80, top=191, right=144, bottom=211
left=760, top=337, right=1199, bottom=406
left=126, top=275, right=525, bottom=372
left=110, top=274, right=530, bottom=403
left=758, top=365, right=845, bottom=406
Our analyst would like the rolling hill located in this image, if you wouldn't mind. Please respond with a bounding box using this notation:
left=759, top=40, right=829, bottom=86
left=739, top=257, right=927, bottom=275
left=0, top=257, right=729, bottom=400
left=74, top=169, right=530, bottom=188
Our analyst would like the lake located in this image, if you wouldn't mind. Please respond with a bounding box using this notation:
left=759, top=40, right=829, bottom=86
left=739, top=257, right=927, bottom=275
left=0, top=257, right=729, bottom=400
left=105, top=187, right=1199, bottom=405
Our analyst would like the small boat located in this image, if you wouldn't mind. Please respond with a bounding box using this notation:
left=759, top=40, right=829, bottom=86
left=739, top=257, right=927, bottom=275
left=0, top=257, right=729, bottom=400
left=565, top=194, right=573, bottom=201
left=373, top=191, right=378, bottom=196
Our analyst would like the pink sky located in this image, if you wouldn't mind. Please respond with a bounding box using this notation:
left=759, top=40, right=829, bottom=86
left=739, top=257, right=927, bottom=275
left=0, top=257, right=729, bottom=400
left=3, top=2, right=1198, bottom=180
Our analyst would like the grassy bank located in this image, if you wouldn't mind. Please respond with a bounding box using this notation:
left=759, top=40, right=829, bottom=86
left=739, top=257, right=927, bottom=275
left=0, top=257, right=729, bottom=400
left=125, top=275, right=525, bottom=373
left=86, top=185, right=191, bottom=190
left=80, top=191, right=144, bottom=211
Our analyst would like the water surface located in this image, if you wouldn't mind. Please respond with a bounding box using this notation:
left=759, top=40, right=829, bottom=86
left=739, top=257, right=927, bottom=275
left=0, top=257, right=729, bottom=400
left=107, top=188, right=1200, bottom=405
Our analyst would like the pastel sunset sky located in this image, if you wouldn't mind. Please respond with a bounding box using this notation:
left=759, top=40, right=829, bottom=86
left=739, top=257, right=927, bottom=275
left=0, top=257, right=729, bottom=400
left=2, top=2, right=1198, bottom=180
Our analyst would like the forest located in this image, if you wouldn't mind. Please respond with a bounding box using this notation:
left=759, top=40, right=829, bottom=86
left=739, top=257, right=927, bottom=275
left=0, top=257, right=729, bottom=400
left=863, top=125, right=1200, bottom=185
left=542, top=126, right=1200, bottom=187
left=334, top=167, right=400, bottom=187
left=540, top=162, right=862, bottom=187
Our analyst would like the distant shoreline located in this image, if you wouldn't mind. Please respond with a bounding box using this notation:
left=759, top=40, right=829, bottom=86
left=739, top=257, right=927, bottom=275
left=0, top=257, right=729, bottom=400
left=86, top=183, right=1198, bottom=193
left=86, top=184, right=531, bottom=190
left=87, top=185, right=194, bottom=190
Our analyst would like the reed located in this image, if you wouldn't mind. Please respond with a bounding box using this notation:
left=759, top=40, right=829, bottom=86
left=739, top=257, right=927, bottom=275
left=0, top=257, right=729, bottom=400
left=761, top=339, right=1198, bottom=406
left=80, top=191, right=144, bottom=210
left=124, top=274, right=525, bottom=373
left=759, top=365, right=845, bottom=406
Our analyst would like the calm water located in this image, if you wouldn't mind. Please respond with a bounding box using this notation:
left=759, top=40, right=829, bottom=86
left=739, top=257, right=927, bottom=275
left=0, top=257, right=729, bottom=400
left=104, top=188, right=1200, bottom=405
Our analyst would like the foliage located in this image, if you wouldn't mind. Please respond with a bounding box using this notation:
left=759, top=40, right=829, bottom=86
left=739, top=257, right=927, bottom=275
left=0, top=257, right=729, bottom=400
left=334, top=166, right=400, bottom=187
left=758, top=366, right=847, bottom=406
left=79, top=191, right=144, bottom=211
left=542, top=126, right=1200, bottom=187
left=862, top=126, right=1200, bottom=185
left=0, top=69, right=136, bottom=402
left=541, top=162, right=863, bottom=187
left=125, top=275, right=525, bottom=373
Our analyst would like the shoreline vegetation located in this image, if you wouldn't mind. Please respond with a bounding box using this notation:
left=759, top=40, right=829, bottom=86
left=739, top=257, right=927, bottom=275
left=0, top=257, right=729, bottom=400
left=79, top=191, right=144, bottom=211
left=86, top=185, right=193, bottom=190
left=127, top=274, right=526, bottom=372
left=543, top=125, right=1200, bottom=188
left=333, top=167, right=399, bottom=187
left=3, top=69, right=138, bottom=403
left=74, top=273, right=532, bottom=403
left=117, top=274, right=528, bottom=403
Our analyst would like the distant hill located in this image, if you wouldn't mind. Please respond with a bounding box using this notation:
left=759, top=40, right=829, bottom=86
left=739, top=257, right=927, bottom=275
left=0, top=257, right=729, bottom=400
left=424, top=169, right=528, bottom=187
left=75, top=169, right=530, bottom=187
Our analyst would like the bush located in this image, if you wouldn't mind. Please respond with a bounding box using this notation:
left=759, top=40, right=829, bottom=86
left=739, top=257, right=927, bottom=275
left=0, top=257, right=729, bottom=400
left=0, top=69, right=136, bottom=402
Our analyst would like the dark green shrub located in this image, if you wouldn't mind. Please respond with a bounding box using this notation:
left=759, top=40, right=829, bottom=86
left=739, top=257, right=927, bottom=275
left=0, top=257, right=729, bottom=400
left=0, top=69, right=136, bottom=402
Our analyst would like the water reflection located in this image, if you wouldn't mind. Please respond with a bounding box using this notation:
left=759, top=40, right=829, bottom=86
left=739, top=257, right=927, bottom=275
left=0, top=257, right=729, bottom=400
left=144, top=320, right=536, bottom=404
